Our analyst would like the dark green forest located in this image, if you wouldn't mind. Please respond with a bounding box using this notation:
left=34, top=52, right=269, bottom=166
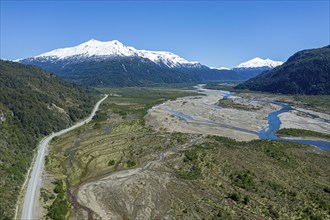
left=20, top=56, right=241, bottom=87
left=0, top=60, right=98, bottom=219
left=236, top=45, right=330, bottom=95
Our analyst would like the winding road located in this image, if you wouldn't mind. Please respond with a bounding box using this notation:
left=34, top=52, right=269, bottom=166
left=21, top=95, right=108, bottom=220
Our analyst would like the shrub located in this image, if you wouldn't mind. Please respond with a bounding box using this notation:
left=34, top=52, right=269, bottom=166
left=184, top=150, right=198, bottom=162
left=323, top=186, right=330, bottom=193
left=47, top=179, right=70, bottom=220
left=243, top=196, right=250, bottom=205
left=108, top=159, right=115, bottom=166
left=230, top=171, right=255, bottom=191
left=229, top=192, right=241, bottom=202
left=127, top=160, right=136, bottom=168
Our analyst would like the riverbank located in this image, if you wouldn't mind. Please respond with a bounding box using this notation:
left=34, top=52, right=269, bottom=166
left=279, top=110, right=330, bottom=134
left=276, top=128, right=330, bottom=141
left=146, top=85, right=330, bottom=150
left=146, top=86, right=280, bottom=141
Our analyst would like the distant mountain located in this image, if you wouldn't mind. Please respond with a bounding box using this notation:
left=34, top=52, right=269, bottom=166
left=30, top=39, right=199, bottom=68
left=19, top=39, right=241, bottom=86
left=210, top=67, right=230, bottom=70
left=235, top=46, right=330, bottom=95
left=232, top=57, right=283, bottom=79
left=236, top=57, right=283, bottom=69
left=0, top=60, right=97, bottom=219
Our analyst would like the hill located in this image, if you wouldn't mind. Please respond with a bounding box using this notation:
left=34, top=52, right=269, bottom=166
left=19, top=39, right=241, bottom=86
left=0, top=60, right=98, bottom=219
left=235, top=46, right=330, bottom=95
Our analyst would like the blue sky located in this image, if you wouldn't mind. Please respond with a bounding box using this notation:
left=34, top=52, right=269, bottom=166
left=1, top=1, right=329, bottom=68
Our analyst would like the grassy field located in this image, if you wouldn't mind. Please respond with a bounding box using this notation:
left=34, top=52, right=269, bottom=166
left=43, top=86, right=330, bottom=219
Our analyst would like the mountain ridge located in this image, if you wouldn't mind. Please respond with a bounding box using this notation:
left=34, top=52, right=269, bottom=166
left=19, top=40, right=242, bottom=86
left=25, top=39, right=199, bottom=68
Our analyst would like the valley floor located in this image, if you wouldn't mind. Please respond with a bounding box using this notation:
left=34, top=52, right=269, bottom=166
left=41, top=86, right=330, bottom=220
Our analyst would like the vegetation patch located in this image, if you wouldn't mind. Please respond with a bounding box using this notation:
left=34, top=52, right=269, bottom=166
left=277, top=128, right=330, bottom=140
left=167, top=136, right=330, bottom=219
left=126, top=160, right=137, bottom=168
left=217, top=97, right=260, bottom=111
left=177, top=164, right=202, bottom=180
left=230, top=170, right=256, bottom=191
left=45, top=180, right=70, bottom=220
left=107, top=159, right=116, bottom=166
left=293, top=95, right=330, bottom=114
left=176, top=149, right=202, bottom=180
left=204, top=81, right=243, bottom=92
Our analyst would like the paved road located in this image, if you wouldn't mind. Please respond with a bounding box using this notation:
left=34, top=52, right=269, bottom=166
left=21, top=95, right=108, bottom=220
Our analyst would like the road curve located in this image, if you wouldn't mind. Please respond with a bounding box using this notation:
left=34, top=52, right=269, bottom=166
left=21, top=95, right=108, bottom=220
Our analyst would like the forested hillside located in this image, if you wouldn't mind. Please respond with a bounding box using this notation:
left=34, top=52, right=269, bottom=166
left=0, top=60, right=97, bottom=219
left=236, top=46, right=330, bottom=95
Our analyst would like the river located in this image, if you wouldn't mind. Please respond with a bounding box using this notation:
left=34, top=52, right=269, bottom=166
left=220, top=90, right=330, bottom=151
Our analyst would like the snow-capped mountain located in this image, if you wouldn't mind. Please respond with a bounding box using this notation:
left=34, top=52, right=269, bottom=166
left=232, top=57, right=283, bottom=79
left=210, top=67, right=230, bottom=70
left=31, top=39, right=199, bottom=68
left=236, top=57, right=283, bottom=69
left=19, top=39, right=241, bottom=86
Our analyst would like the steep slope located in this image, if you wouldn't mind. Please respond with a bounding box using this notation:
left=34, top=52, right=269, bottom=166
left=19, top=40, right=241, bottom=86
left=236, top=46, right=330, bottom=95
left=0, top=60, right=98, bottom=219
left=232, top=57, right=283, bottom=79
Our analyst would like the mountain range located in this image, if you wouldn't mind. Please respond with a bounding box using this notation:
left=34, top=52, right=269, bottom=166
left=19, top=40, right=243, bottom=86
left=236, top=45, right=330, bottom=95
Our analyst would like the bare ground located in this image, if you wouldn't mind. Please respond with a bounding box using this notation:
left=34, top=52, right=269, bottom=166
left=279, top=109, right=330, bottom=134
left=145, top=87, right=281, bottom=141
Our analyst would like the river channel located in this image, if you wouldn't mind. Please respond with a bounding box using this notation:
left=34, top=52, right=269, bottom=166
left=221, top=90, right=330, bottom=151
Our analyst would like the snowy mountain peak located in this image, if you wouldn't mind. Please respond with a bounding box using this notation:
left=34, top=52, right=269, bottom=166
left=36, top=39, right=132, bottom=59
left=84, top=39, right=100, bottom=44
left=236, top=57, right=283, bottom=68
left=210, top=67, right=230, bottom=70
left=34, top=39, right=197, bottom=68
